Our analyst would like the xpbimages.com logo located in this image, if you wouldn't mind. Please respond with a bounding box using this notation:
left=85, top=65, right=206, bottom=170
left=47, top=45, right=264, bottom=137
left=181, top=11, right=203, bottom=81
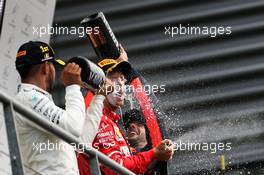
left=33, top=24, right=99, bottom=37
left=97, top=82, right=166, bottom=96
left=32, top=140, right=115, bottom=153
left=172, top=140, right=232, bottom=154
left=164, top=24, right=232, bottom=38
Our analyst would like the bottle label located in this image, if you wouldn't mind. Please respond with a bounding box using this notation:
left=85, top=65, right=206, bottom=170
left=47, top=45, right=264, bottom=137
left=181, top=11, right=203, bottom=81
left=101, top=14, right=119, bottom=48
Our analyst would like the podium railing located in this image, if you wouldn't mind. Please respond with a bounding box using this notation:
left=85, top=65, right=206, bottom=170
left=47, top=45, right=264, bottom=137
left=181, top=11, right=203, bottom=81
left=0, top=91, right=135, bottom=175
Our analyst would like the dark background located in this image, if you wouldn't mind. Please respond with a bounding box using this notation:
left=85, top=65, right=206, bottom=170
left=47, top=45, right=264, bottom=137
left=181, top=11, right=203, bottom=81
left=50, top=0, right=264, bottom=174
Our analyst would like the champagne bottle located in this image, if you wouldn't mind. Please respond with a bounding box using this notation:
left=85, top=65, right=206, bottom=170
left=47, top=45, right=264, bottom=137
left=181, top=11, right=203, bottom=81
left=68, top=56, right=105, bottom=92
left=81, top=12, right=120, bottom=60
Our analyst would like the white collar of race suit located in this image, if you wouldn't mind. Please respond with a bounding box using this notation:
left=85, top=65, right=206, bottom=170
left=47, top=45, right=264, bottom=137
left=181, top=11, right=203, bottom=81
left=19, top=83, right=53, bottom=100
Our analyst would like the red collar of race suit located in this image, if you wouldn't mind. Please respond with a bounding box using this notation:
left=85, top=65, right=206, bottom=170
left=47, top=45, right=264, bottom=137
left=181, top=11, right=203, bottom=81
left=103, top=107, right=121, bottom=122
